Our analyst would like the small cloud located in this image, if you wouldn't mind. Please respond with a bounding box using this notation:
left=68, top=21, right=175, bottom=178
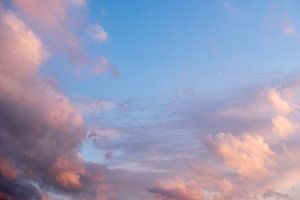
left=89, top=24, right=108, bottom=43
left=282, top=20, right=297, bottom=36
left=281, top=18, right=300, bottom=39
left=93, top=56, right=119, bottom=77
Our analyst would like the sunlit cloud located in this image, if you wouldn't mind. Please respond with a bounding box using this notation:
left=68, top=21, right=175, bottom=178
left=2, top=0, right=300, bottom=199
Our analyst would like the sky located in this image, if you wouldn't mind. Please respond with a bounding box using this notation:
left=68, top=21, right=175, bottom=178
left=1, top=0, right=300, bottom=199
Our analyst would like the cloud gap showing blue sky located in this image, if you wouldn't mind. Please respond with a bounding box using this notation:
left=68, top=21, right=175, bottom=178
left=1, top=0, right=300, bottom=199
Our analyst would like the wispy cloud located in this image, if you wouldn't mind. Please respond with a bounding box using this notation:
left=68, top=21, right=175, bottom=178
left=90, top=79, right=300, bottom=199
left=89, top=24, right=109, bottom=43
left=282, top=19, right=297, bottom=36
left=93, top=56, right=120, bottom=77
left=2, top=1, right=300, bottom=199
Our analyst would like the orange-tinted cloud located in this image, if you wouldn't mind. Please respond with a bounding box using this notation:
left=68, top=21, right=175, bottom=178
left=213, top=132, right=274, bottom=179
left=149, top=177, right=204, bottom=200
left=0, top=159, right=16, bottom=180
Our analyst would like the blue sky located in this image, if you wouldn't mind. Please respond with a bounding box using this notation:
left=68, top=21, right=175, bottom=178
left=44, top=0, right=300, bottom=101
left=2, top=0, right=300, bottom=199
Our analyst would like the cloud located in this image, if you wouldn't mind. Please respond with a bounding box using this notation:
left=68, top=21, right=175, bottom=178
left=149, top=177, right=204, bottom=200
left=272, top=115, right=295, bottom=139
left=10, top=0, right=113, bottom=74
left=0, top=10, right=47, bottom=78
left=93, top=56, right=119, bottom=77
left=3, top=1, right=300, bottom=198
left=279, top=17, right=300, bottom=40
left=73, top=97, right=117, bottom=115
left=118, top=82, right=298, bottom=199
left=10, top=0, right=90, bottom=64
left=282, top=19, right=297, bottom=36
left=263, top=189, right=292, bottom=200
left=267, top=89, right=297, bottom=139
left=268, top=89, right=292, bottom=114
left=0, top=5, right=110, bottom=199
left=0, top=159, right=17, bottom=180
left=89, top=24, right=109, bottom=43
left=70, top=0, right=87, bottom=7
left=0, top=176, right=43, bottom=200
left=213, top=132, right=274, bottom=180
left=11, top=0, right=69, bottom=30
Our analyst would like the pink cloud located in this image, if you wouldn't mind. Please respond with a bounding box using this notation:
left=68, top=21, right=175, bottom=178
left=0, top=5, right=110, bottom=199
left=213, top=132, right=274, bottom=180
left=89, top=24, right=109, bottom=43
left=282, top=20, right=297, bottom=36
left=93, top=56, right=119, bottom=77
left=272, top=115, right=296, bottom=139
left=149, top=177, right=204, bottom=200
left=268, top=89, right=292, bottom=114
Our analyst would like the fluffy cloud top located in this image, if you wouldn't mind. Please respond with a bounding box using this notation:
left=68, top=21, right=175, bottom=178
left=0, top=4, right=109, bottom=200
left=213, top=132, right=274, bottom=179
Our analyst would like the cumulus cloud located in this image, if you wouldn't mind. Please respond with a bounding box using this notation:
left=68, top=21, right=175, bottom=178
left=10, top=0, right=90, bottom=63
left=0, top=4, right=110, bottom=199
left=267, top=89, right=292, bottom=114
left=3, top=1, right=300, bottom=199
left=143, top=83, right=300, bottom=199
left=213, top=132, right=274, bottom=180
left=11, top=0, right=67, bottom=29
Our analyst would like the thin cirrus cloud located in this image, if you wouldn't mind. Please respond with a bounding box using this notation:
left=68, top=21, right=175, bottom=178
left=73, top=81, right=300, bottom=199
left=72, top=96, right=117, bottom=115
left=139, top=84, right=300, bottom=200
left=2, top=0, right=300, bottom=200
